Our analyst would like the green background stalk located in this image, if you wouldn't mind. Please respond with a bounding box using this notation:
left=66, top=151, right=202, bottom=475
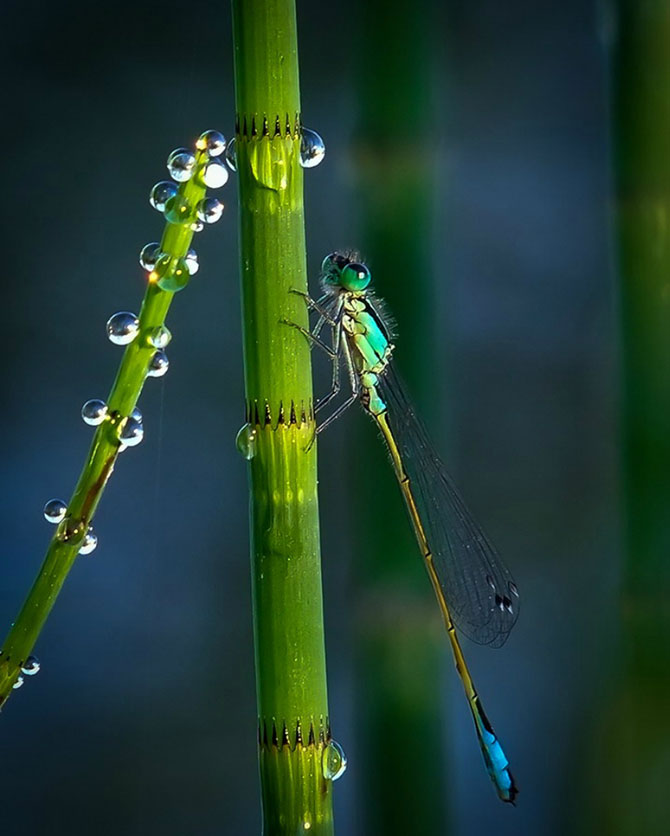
left=231, top=1, right=333, bottom=832
left=583, top=2, right=670, bottom=831
left=352, top=3, right=447, bottom=832
left=0, top=145, right=210, bottom=707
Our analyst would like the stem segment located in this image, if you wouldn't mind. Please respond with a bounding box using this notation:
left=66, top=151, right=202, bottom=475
left=231, top=1, right=333, bottom=832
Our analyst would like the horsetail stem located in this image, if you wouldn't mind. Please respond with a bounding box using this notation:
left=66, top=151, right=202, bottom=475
left=0, top=131, right=227, bottom=707
left=231, top=0, right=334, bottom=832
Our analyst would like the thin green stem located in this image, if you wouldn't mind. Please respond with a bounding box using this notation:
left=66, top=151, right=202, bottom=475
left=0, top=142, right=211, bottom=707
left=231, top=1, right=333, bottom=834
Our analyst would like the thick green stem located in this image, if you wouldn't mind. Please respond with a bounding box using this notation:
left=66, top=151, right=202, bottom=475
left=231, top=1, right=333, bottom=832
left=352, top=3, right=447, bottom=832
left=582, top=2, right=670, bottom=831
left=0, top=144, right=210, bottom=707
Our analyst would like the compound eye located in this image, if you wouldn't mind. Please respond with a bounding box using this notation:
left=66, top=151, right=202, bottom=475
left=321, top=252, right=350, bottom=274
left=341, top=262, right=371, bottom=291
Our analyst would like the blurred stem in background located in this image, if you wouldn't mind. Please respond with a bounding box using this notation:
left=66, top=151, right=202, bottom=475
left=586, top=2, right=670, bottom=832
left=231, top=1, right=334, bottom=832
left=352, top=2, right=448, bottom=832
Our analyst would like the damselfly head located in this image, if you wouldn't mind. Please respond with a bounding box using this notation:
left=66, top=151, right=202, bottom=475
left=320, top=251, right=371, bottom=292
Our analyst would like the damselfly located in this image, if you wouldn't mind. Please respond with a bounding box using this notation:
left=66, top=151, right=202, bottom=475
left=288, top=251, right=520, bottom=803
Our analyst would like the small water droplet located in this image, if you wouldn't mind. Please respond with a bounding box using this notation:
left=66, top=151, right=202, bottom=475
left=147, top=325, right=172, bottom=349
left=236, top=423, right=257, bottom=460
left=185, top=248, right=199, bottom=275
left=164, top=194, right=193, bottom=225
left=139, top=242, right=162, bottom=271
left=190, top=220, right=205, bottom=233
left=149, top=180, right=178, bottom=212
left=199, top=160, right=229, bottom=189
left=509, top=581, right=519, bottom=598
left=120, top=416, right=144, bottom=447
left=43, top=498, right=67, bottom=524
left=107, top=312, right=140, bottom=346
left=131, top=407, right=143, bottom=423
left=224, top=137, right=237, bottom=171
left=300, top=128, right=325, bottom=168
left=322, top=740, right=347, bottom=781
left=167, top=147, right=196, bottom=182
left=12, top=675, right=24, bottom=690
left=79, top=528, right=98, bottom=555
left=21, top=656, right=40, bottom=676
left=152, top=253, right=191, bottom=292
left=196, top=129, right=226, bottom=157
left=486, top=574, right=496, bottom=591
left=81, top=399, right=108, bottom=426
left=495, top=594, right=505, bottom=612
left=147, top=350, right=169, bottom=378
left=196, top=197, right=224, bottom=224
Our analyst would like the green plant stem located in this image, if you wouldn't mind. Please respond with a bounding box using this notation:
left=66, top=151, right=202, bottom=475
left=231, top=1, right=333, bottom=833
left=583, top=2, right=670, bottom=831
left=0, top=145, right=210, bottom=708
left=352, top=3, right=447, bottom=832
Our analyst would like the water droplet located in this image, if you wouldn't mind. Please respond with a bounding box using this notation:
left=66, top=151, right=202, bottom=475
left=81, top=399, right=108, bottom=426
left=196, top=129, right=226, bottom=157
left=151, top=253, right=191, bottom=293
left=495, top=594, right=505, bottom=612
left=196, top=197, right=224, bottom=224
left=21, top=656, right=40, bottom=676
left=509, top=581, right=519, bottom=598
left=139, top=242, right=162, bottom=271
left=236, top=423, right=257, bottom=460
left=131, top=407, right=143, bottom=423
left=190, top=220, right=205, bottom=233
left=120, top=416, right=144, bottom=447
left=149, top=180, right=178, bottom=212
left=502, top=596, right=513, bottom=614
left=224, top=137, right=237, bottom=171
left=43, top=498, right=67, bottom=524
left=147, top=325, right=172, bottom=349
left=164, top=194, right=193, bottom=225
left=79, top=528, right=98, bottom=555
left=322, top=740, right=347, bottom=781
left=300, top=128, right=325, bottom=168
left=185, top=248, right=199, bottom=275
left=107, top=312, right=140, bottom=345
left=167, top=147, right=196, bottom=182
left=486, top=574, right=496, bottom=591
left=200, top=160, right=229, bottom=189
left=12, top=675, right=24, bottom=690
left=147, top=350, right=169, bottom=378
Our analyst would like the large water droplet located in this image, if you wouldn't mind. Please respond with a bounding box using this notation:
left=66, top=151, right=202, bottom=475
left=200, top=160, right=229, bottom=189
left=79, top=528, right=98, bottom=555
left=164, top=194, right=193, bottom=225
left=43, top=498, right=67, bottom=524
left=197, top=129, right=226, bottom=157
left=300, top=128, right=325, bottom=168
left=107, top=312, right=140, bottom=345
left=224, top=137, right=237, bottom=171
left=235, top=423, right=257, bottom=460
left=139, top=242, right=162, bottom=272
left=147, top=350, right=169, bottom=378
left=149, top=181, right=178, bottom=212
left=81, top=399, right=108, bottom=426
left=167, top=147, right=196, bottom=182
left=21, top=656, right=40, bottom=676
left=12, top=675, right=24, bottom=690
left=152, top=253, right=191, bottom=293
left=120, top=416, right=144, bottom=447
left=196, top=197, right=224, bottom=224
left=147, top=326, right=172, bottom=349
left=322, top=740, right=347, bottom=781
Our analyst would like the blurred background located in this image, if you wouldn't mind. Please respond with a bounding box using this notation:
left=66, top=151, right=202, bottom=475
left=1, top=0, right=666, bottom=834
